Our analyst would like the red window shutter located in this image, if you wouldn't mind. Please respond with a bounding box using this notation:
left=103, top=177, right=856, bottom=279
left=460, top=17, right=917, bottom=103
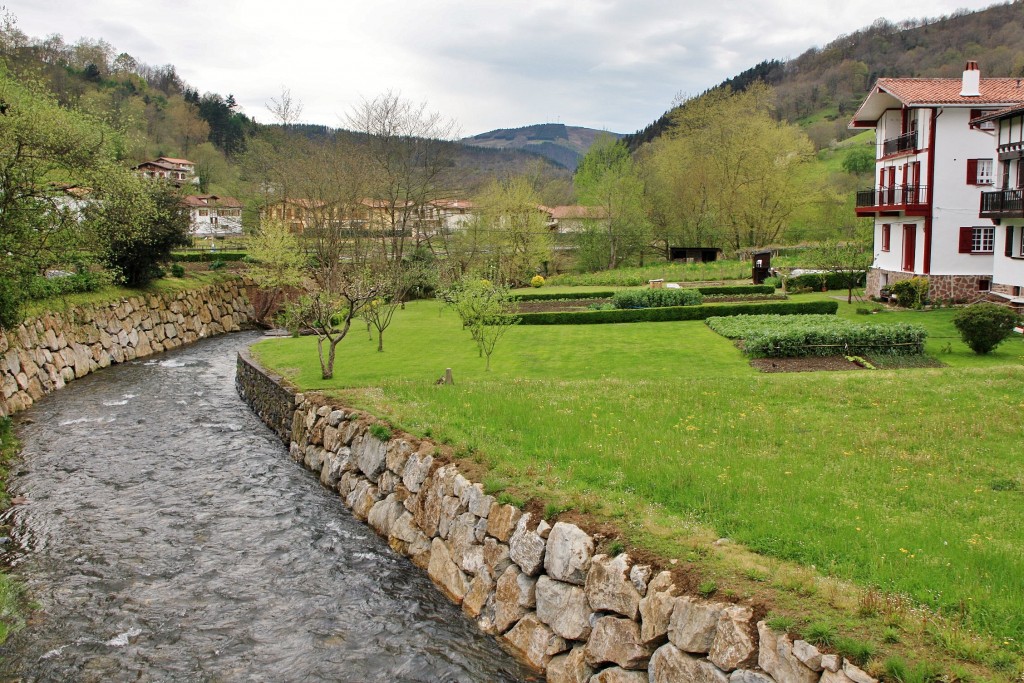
left=1007, top=227, right=1015, bottom=257
left=882, top=224, right=891, bottom=251
left=966, top=159, right=978, bottom=184
left=959, top=227, right=974, bottom=253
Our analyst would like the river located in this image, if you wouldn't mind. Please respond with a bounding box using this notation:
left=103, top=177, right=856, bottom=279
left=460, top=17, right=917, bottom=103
left=0, top=332, right=531, bottom=682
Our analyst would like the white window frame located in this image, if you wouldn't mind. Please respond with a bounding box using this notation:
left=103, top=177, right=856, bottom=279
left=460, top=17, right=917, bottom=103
left=972, top=226, right=995, bottom=253
left=976, top=159, right=994, bottom=185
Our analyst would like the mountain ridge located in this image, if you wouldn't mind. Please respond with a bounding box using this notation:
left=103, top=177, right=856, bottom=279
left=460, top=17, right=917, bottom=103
left=463, top=123, right=623, bottom=170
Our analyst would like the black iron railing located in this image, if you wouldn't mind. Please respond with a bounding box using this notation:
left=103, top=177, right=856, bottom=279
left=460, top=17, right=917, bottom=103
left=881, top=131, right=918, bottom=156
left=855, top=185, right=927, bottom=209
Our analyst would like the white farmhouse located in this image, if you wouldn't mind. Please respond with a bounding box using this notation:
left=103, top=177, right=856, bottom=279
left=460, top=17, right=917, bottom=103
left=184, top=195, right=243, bottom=236
left=850, top=62, right=1024, bottom=301
left=975, top=104, right=1024, bottom=307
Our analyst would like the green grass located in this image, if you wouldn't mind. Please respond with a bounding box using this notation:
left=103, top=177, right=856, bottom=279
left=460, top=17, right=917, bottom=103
left=0, top=418, right=25, bottom=645
left=254, top=294, right=1024, bottom=659
left=547, top=259, right=791, bottom=286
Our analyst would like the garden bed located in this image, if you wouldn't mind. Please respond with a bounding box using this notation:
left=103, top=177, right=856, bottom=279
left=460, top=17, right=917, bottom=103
left=749, top=356, right=864, bottom=372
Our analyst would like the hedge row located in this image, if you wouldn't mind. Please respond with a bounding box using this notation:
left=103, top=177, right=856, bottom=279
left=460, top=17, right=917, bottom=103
left=613, top=288, right=703, bottom=309
left=695, top=285, right=775, bottom=295
left=706, top=314, right=926, bottom=357
left=511, top=290, right=616, bottom=301
left=24, top=272, right=106, bottom=300
left=513, top=300, right=838, bottom=325
left=171, top=251, right=248, bottom=263
left=787, top=271, right=866, bottom=290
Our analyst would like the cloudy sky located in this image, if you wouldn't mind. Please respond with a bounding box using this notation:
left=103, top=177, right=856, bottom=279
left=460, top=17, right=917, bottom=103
left=6, top=0, right=1000, bottom=136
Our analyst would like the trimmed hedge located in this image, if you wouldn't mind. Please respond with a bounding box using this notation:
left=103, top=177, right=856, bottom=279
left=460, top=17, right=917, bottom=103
left=511, top=290, right=616, bottom=301
left=171, top=251, right=248, bottom=263
left=706, top=314, right=926, bottom=357
left=514, top=300, right=838, bottom=325
left=788, top=271, right=866, bottom=291
left=695, top=285, right=775, bottom=295
left=24, top=272, right=105, bottom=300
left=613, top=288, right=703, bottom=309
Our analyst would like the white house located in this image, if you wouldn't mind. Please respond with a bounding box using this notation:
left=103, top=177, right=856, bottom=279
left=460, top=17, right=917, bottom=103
left=184, top=194, right=243, bottom=236
left=850, top=62, right=1024, bottom=301
left=134, top=157, right=198, bottom=185
left=976, top=103, right=1024, bottom=306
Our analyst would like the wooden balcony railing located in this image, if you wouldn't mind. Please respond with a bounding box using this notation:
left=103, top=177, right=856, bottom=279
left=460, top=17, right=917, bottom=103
left=980, top=188, right=1024, bottom=218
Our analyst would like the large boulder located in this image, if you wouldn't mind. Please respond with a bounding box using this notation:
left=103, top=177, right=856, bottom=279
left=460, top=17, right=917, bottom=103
left=584, top=616, right=653, bottom=670
left=669, top=597, right=725, bottom=654
left=590, top=668, right=648, bottom=683
left=535, top=575, right=593, bottom=641
left=757, top=622, right=820, bottom=683
left=486, top=502, right=521, bottom=542
left=709, top=605, right=757, bottom=671
left=543, top=522, right=593, bottom=585
left=639, top=571, right=678, bottom=644
left=501, top=613, right=567, bottom=671
left=427, top=537, right=469, bottom=604
left=585, top=553, right=642, bottom=619
left=366, top=494, right=405, bottom=537
left=355, top=432, right=389, bottom=480
left=508, top=513, right=549, bottom=576
left=649, top=643, right=729, bottom=683
left=545, top=646, right=593, bottom=683
left=493, top=565, right=537, bottom=633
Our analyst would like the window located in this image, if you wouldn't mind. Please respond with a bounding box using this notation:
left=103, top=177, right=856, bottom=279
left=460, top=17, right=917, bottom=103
left=978, top=279, right=991, bottom=292
left=881, top=224, right=891, bottom=252
left=199, top=209, right=209, bottom=217
left=959, top=226, right=995, bottom=253
left=966, top=159, right=994, bottom=185
left=970, top=109, right=996, bottom=131
left=1020, top=225, right=1024, bottom=256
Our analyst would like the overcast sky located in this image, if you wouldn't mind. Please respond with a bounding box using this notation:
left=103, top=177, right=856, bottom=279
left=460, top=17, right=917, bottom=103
left=5, top=0, right=1001, bottom=136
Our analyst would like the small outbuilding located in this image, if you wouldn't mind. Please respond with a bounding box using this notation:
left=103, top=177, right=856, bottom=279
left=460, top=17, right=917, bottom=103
left=669, top=247, right=722, bottom=263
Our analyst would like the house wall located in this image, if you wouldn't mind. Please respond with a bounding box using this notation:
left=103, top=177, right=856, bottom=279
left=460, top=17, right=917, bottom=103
left=993, top=222, right=1024, bottom=293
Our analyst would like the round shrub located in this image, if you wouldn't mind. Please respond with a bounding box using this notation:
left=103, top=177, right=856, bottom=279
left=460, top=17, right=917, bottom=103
left=952, top=303, right=1020, bottom=354
left=530, top=275, right=545, bottom=288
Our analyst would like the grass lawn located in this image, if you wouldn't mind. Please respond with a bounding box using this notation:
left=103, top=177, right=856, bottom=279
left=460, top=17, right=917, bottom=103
left=253, top=294, right=1024, bottom=674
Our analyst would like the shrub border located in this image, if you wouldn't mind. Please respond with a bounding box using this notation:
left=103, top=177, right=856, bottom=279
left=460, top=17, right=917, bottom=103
left=513, top=300, right=838, bottom=325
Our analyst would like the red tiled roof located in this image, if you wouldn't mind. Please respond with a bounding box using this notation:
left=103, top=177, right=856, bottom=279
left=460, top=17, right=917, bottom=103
left=971, top=102, right=1024, bottom=124
left=548, top=205, right=608, bottom=220
left=156, top=157, right=195, bottom=165
left=183, top=194, right=242, bottom=208
left=134, top=160, right=177, bottom=171
left=875, top=77, right=1024, bottom=105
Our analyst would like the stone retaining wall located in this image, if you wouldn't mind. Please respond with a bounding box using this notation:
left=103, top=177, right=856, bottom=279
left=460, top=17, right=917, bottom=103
left=236, top=350, right=880, bottom=683
left=1, top=280, right=253, bottom=417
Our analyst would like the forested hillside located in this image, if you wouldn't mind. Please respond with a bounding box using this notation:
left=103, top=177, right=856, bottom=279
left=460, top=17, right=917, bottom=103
left=627, top=0, right=1024, bottom=149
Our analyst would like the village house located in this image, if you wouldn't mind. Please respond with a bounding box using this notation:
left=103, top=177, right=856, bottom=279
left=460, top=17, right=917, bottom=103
left=541, top=205, right=608, bottom=234
left=261, top=197, right=476, bottom=238
left=975, top=103, right=1024, bottom=307
left=850, top=62, right=1024, bottom=301
left=183, top=194, right=243, bottom=236
left=133, top=157, right=199, bottom=185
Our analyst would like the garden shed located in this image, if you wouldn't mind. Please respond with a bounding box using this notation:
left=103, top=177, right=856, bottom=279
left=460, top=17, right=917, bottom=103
left=669, top=247, right=722, bottom=263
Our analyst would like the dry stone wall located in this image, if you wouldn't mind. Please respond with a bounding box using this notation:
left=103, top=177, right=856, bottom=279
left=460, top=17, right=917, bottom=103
left=236, top=350, right=880, bottom=683
left=1, top=280, right=253, bottom=417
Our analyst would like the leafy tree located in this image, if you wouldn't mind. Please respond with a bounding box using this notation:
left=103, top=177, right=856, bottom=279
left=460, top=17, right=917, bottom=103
left=246, top=217, right=306, bottom=325
left=360, top=264, right=409, bottom=352
left=842, top=145, right=875, bottom=176
left=84, top=177, right=192, bottom=287
left=952, top=303, right=1020, bottom=355
left=445, top=276, right=519, bottom=370
left=809, top=237, right=872, bottom=303
left=574, top=135, right=650, bottom=269
left=468, top=176, right=551, bottom=285
left=642, top=84, right=816, bottom=251
left=346, top=91, right=458, bottom=262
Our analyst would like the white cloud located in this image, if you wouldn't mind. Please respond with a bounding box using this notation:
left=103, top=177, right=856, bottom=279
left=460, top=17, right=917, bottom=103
left=5, top=0, right=1001, bottom=134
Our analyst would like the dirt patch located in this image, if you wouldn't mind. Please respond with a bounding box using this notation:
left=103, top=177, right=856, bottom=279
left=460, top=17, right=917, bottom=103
left=750, top=356, right=865, bottom=373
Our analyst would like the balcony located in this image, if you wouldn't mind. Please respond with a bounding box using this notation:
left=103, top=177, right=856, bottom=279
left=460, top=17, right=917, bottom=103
left=880, top=131, right=918, bottom=157
left=855, top=185, right=929, bottom=216
left=980, top=188, right=1024, bottom=219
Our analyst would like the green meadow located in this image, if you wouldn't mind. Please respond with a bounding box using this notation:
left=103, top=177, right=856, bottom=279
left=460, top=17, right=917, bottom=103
left=253, top=293, right=1024, bottom=670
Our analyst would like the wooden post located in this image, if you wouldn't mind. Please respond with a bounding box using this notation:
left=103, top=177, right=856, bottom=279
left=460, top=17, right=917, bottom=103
left=444, top=368, right=454, bottom=385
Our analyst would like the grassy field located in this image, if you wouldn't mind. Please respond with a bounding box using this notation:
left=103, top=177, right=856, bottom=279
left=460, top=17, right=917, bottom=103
left=253, top=293, right=1024, bottom=673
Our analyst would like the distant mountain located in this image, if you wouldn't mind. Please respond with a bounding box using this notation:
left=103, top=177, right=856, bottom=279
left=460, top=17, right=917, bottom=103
left=625, top=0, right=1024, bottom=150
left=463, top=124, right=622, bottom=171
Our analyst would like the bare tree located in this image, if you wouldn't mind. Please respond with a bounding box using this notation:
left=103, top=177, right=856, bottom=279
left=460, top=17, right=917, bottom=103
left=266, top=87, right=303, bottom=128
left=360, top=263, right=410, bottom=352
left=346, top=91, right=459, bottom=262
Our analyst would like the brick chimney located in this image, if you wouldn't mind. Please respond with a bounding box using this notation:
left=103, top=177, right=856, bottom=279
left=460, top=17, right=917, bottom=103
left=961, top=60, right=981, bottom=97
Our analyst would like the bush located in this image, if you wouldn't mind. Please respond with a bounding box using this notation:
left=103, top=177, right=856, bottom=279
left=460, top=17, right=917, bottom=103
left=707, top=314, right=927, bottom=358
left=514, top=300, right=839, bottom=325
left=170, top=264, right=186, bottom=278
left=209, top=259, right=227, bottom=271
left=952, top=303, right=1020, bottom=354
left=613, top=288, right=703, bottom=309
left=171, top=251, right=248, bottom=263
left=22, top=271, right=105, bottom=300
left=788, top=271, right=867, bottom=291
left=0, top=277, right=23, bottom=330
left=530, top=275, right=545, bottom=288
left=696, top=285, right=775, bottom=295
left=889, top=277, right=929, bottom=309
left=512, top=290, right=616, bottom=302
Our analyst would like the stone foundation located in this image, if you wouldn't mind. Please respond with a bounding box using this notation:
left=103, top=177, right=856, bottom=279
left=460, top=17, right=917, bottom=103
left=236, top=350, right=880, bottom=683
left=1, top=279, right=253, bottom=417
left=867, top=268, right=991, bottom=303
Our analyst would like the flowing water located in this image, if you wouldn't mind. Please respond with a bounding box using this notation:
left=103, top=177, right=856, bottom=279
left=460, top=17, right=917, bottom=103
left=0, top=332, right=531, bottom=682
